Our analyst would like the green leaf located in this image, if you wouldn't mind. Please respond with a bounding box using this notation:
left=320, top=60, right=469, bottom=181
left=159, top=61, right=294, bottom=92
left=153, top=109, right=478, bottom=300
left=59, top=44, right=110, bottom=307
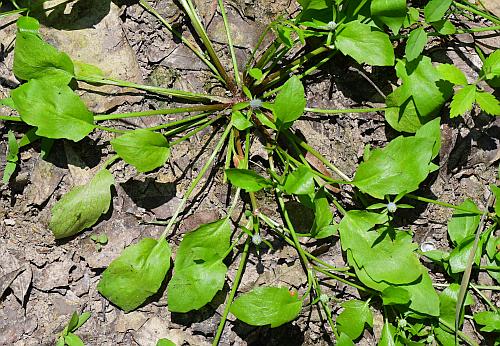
left=310, top=188, right=337, bottom=239
left=448, top=234, right=484, bottom=273
left=230, top=286, right=302, bottom=327
left=297, top=0, right=334, bottom=25
left=353, top=135, right=437, bottom=199
left=248, top=68, right=263, bottom=80
left=74, top=312, right=91, bottom=331
left=447, top=199, right=480, bottom=246
left=283, top=166, right=315, bottom=195
left=74, top=61, right=104, bottom=79
left=424, top=0, right=452, bottom=23
left=385, top=57, right=449, bottom=132
left=16, top=16, right=40, bottom=33
left=439, top=283, right=474, bottom=328
left=398, top=56, right=450, bottom=117
left=67, top=312, right=80, bottom=332
left=225, top=168, right=271, bottom=192
left=64, top=333, right=85, bottom=346
left=273, top=76, right=306, bottom=129
left=231, top=110, right=253, bottom=131
left=14, top=17, right=74, bottom=85
left=378, top=322, right=399, bottom=346
left=381, top=286, right=411, bottom=306
left=337, top=299, right=373, bottom=340
left=450, top=84, right=476, bottom=118
left=490, top=185, right=500, bottom=216
left=431, top=19, right=456, bottom=35
left=370, top=0, right=407, bottom=34
left=255, top=110, right=277, bottom=130
left=405, top=28, right=427, bottom=61
left=98, top=238, right=171, bottom=312
left=2, top=130, right=19, bottom=184
left=11, top=79, right=94, bottom=141
left=49, top=169, right=114, bottom=239
left=337, top=333, right=355, bottom=346
left=436, top=64, right=468, bottom=85
left=475, top=91, right=500, bottom=116
left=56, top=337, right=65, bottom=346
left=473, top=311, right=500, bottom=332
left=168, top=219, right=231, bottom=312
left=156, top=339, right=176, bottom=346
left=335, top=20, right=394, bottom=66
left=111, top=129, right=170, bottom=173
left=480, top=49, right=500, bottom=87
left=415, top=117, right=441, bottom=158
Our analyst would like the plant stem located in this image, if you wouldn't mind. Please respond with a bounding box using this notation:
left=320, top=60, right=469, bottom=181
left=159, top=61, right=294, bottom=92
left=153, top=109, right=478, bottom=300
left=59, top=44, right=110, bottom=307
left=405, top=194, right=485, bottom=215
left=178, top=0, right=236, bottom=93
left=217, top=0, right=241, bottom=87
left=0, top=115, right=22, bottom=122
left=313, top=265, right=370, bottom=292
left=159, top=123, right=233, bottom=240
left=212, top=238, right=250, bottom=346
left=139, top=0, right=223, bottom=81
left=93, top=124, right=128, bottom=134
left=170, top=115, right=222, bottom=146
left=0, top=8, right=27, bottom=18
left=146, top=112, right=211, bottom=131
left=77, top=76, right=231, bottom=103
left=305, top=107, right=387, bottom=115
left=94, top=104, right=226, bottom=121
left=285, top=130, right=352, bottom=182
left=439, top=318, right=479, bottom=346
left=162, top=117, right=211, bottom=138
left=470, top=284, right=497, bottom=311
left=433, top=283, right=500, bottom=291
left=453, top=1, right=500, bottom=25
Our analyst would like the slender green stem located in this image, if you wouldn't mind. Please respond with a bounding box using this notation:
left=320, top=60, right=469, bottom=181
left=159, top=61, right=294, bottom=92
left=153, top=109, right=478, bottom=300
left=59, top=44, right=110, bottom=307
left=178, top=0, right=236, bottom=92
left=94, top=104, right=226, bottom=121
left=454, top=1, right=500, bottom=25
left=0, top=8, right=27, bottom=18
left=170, top=115, right=222, bottom=146
left=305, top=107, right=387, bottom=115
left=285, top=130, right=351, bottom=182
left=217, top=0, right=241, bottom=87
left=146, top=112, right=211, bottom=131
left=139, top=0, right=223, bottom=81
left=162, top=117, right=211, bottom=138
left=470, top=284, right=497, bottom=311
left=433, top=283, right=500, bottom=291
left=0, top=115, right=22, bottom=122
left=406, top=194, right=485, bottom=215
left=479, top=265, right=500, bottom=271
left=313, top=266, right=370, bottom=292
left=213, top=237, right=250, bottom=346
left=260, top=46, right=330, bottom=90
left=159, top=123, right=233, bottom=240
left=244, top=22, right=272, bottom=75
left=93, top=124, right=127, bottom=134
left=77, top=76, right=231, bottom=103
left=439, top=319, right=479, bottom=346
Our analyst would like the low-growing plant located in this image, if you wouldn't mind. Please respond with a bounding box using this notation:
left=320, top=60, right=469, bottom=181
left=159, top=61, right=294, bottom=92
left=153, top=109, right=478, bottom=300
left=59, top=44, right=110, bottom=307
left=56, top=311, right=91, bottom=346
left=1, top=0, right=500, bottom=345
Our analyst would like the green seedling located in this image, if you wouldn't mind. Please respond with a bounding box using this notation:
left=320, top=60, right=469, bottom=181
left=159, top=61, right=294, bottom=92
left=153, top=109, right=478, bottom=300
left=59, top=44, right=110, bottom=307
left=1, top=0, right=500, bottom=345
left=90, top=234, right=108, bottom=252
left=56, top=311, right=91, bottom=346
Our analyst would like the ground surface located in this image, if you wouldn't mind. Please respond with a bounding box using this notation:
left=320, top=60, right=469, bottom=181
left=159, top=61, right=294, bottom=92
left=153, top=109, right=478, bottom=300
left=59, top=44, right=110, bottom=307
left=0, top=1, right=499, bottom=345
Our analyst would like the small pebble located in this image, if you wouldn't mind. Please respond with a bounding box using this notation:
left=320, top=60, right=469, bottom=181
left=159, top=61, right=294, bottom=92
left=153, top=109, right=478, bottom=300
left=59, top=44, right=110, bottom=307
left=420, top=241, right=436, bottom=252
left=4, top=218, right=16, bottom=226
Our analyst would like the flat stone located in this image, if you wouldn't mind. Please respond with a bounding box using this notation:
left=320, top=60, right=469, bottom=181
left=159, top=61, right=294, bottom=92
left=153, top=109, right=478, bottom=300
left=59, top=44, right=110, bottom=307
left=25, top=159, right=65, bottom=206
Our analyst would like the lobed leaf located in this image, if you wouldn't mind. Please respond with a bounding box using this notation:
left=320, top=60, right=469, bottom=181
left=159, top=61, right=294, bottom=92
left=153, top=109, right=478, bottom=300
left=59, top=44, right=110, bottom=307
left=450, top=84, right=476, bottom=118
